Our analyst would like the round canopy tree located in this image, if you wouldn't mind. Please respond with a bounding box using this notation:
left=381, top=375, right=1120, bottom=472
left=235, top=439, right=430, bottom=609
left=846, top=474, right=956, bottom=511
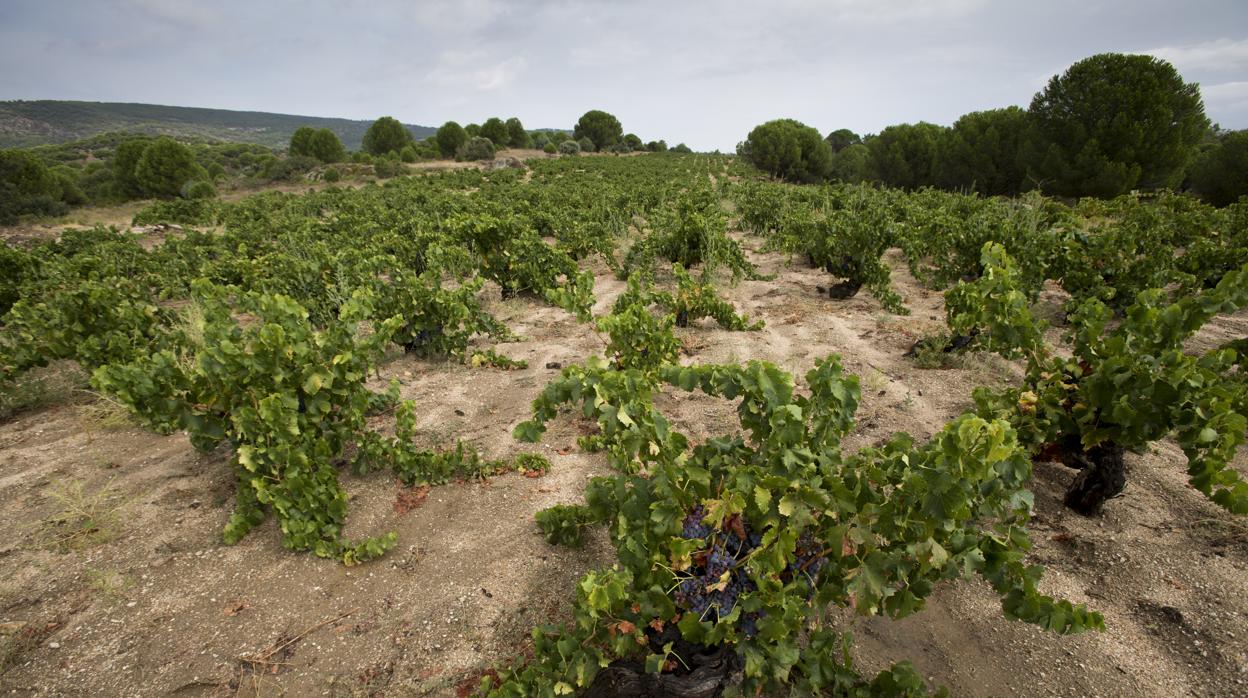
left=134, top=137, right=199, bottom=199
left=740, top=118, right=833, bottom=183
left=935, top=107, right=1028, bottom=196
left=1025, top=53, right=1208, bottom=198
left=505, top=117, right=529, bottom=148
left=867, top=122, right=946, bottom=190
left=1188, top=130, right=1248, bottom=207
left=307, top=129, right=346, bottom=163
left=573, top=110, right=623, bottom=151
left=362, top=116, right=413, bottom=156
left=480, top=118, right=509, bottom=148
left=825, top=128, right=862, bottom=153
left=436, top=121, right=467, bottom=158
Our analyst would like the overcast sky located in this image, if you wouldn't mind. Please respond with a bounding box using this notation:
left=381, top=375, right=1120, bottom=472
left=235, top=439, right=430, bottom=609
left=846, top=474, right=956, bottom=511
left=1, top=0, right=1246, bottom=151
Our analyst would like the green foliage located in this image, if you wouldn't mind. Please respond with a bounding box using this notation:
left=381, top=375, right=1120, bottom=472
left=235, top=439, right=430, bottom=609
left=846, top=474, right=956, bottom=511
left=495, top=354, right=1100, bottom=695
left=622, top=133, right=642, bottom=151
left=543, top=142, right=557, bottom=154
left=505, top=118, right=529, bottom=148
left=535, top=504, right=599, bottom=547
left=622, top=185, right=764, bottom=283
left=364, top=267, right=512, bottom=359
left=740, top=119, right=833, bottom=183
left=616, top=266, right=762, bottom=331
left=1189, top=130, right=1248, bottom=207
left=362, top=116, right=413, bottom=156
left=93, top=282, right=403, bottom=563
left=291, top=127, right=346, bottom=164
left=181, top=179, right=217, bottom=200
left=135, top=137, right=200, bottom=199
left=597, top=298, right=681, bottom=373
left=670, top=143, right=692, bottom=154
left=935, top=107, right=1028, bottom=196
left=830, top=143, right=871, bottom=183
left=132, top=197, right=219, bottom=226
left=436, top=121, right=467, bottom=158
left=480, top=118, right=509, bottom=147
left=457, top=136, right=496, bottom=162
left=968, top=247, right=1248, bottom=515
left=558, top=140, right=581, bottom=156
left=323, top=166, right=341, bottom=183
left=111, top=138, right=150, bottom=198
left=1025, top=53, right=1209, bottom=198
left=577, top=136, right=595, bottom=153
left=868, top=122, right=947, bottom=190
left=943, top=243, right=1047, bottom=358
left=0, top=148, right=67, bottom=223
left=573, top=110, right=624, bottom=151
left=825, top=128, right=862, bottom=153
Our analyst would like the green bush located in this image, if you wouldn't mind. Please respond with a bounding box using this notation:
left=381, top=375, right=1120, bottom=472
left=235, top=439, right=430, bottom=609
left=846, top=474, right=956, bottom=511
left=558, top=140, right=581, bottom=156
left=181, top=179, right=217, bottom=200
left=543, top=142, right=557, bottom=154
left=374, top=158, right=401, bottom=178
left=576, top=136, right=596, bottom=153
left=362, top=116, right=413, bottom=156
left=1188, top=130, right=1248, bottom=207
left=132, top=197, right=219, bottom=226
left=573, top=110, right=623, bottom=150
left=481, top=118, right=509, bottom=147
left=323, top=167, right=342, bottom=183
left=263, top=155, right=318, bottom=182
left=505, top=117, right=529, bottom=148
left=671, top=143, right=692, bottom=154
left=456, top=137, right=496, bottom=162
left=0, top=149, right=66, bottom=223
left=436, top=121, right=467, bottom=158
left=1024, top=53, right=1208, bottom=198
left=399, top=145, right=418, bottom=163
left=111, top=138, right=151, bottom=199
left=134, top=137, right=199, bottom=199
left=867, top=122, right=946, bottom=190
left=739, top=119, right=832, bottom=183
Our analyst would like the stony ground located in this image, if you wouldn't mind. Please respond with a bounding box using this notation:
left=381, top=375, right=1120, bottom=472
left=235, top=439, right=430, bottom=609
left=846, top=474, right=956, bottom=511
left=0, top=212, right=1246, bottom=696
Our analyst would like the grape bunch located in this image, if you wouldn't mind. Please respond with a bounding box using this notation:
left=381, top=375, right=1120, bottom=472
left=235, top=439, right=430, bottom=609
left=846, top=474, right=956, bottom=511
left=787, top=532, right=828, bottom=584
left=673, top=507, right=759, bottom=624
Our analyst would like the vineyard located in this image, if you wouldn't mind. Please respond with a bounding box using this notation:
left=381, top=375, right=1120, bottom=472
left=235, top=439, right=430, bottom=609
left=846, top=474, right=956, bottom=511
left=1, top=153, right=1246, bottom=696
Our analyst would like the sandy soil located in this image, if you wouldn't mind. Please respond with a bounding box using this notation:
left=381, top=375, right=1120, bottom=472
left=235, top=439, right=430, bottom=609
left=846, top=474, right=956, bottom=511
left=1, top=223, right=1246, bottom=696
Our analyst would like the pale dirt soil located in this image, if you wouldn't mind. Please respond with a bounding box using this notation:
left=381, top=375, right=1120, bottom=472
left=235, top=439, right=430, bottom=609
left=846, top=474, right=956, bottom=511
left=1, top=218, right=1247, bottom=696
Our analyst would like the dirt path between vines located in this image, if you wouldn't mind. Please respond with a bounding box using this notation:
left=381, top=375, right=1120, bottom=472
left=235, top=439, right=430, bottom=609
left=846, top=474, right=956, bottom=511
left=1, top=230, right=1246, bottom=696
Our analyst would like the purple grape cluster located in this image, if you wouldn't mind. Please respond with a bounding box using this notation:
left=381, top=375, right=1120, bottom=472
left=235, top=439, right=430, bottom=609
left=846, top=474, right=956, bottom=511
left=671, top=507, right=831, bottom=639
left=673, top=507, right=760, bottom=625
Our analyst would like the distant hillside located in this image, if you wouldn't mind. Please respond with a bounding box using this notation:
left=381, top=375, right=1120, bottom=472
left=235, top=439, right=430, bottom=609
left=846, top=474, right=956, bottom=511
left=0, top=100, right=437, bottom=150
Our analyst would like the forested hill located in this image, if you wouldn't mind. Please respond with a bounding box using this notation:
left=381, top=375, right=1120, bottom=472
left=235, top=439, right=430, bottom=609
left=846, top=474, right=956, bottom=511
left=0, top=100, right=437, bottom=149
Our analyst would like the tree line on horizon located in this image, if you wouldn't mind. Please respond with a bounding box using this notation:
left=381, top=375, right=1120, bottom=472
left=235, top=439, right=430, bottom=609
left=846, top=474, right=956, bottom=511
left=739, top=53, right=1247, bottom=206
left=0, top=108, right=693, bottom=224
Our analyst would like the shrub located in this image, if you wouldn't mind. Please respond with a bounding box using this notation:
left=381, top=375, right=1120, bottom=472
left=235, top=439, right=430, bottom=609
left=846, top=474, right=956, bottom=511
left=456, top=137, right=496, bottom=162
left=362, top=116, right=413, bottom=156
left=181, top=179, right=216, bottom=200
left=829, top=143, right=871, bottom=183
left=134, top=137, right=199, bottom=199
left=543, top=142, right=557, bottom=154
left=263, top=155, right=318, bottom=182
left=1188, top=130, right=1248, bottom=207
left=623, top=133, right=642, bottom=151
left=505, top=117, right=529, bottom=148
left=1024, top=53, right=1209, bottom=198
left=867, top=122, right=947, bottom=190
left=740, top=119, right=832, bottom=183
left=558, top=140, right=581, bottom=156
left=935, top=107, right=1028, bottom=196
left=399, top=145, right=418, bottom=163
left=576, top=136, right=595, bottom=153
left=132, top=198, right=219, bottom=226
left=0, top=149, right=66, bottom=223
left=306, top=128, right=346, bottom=163
left=323, top=167, right=342, bottom=183
left=374, top=158, right=401, bottom=178
left=480, top=118, right=509, bottom=147
left=111, top=138, right=150, bottom=199
left=574, top=110, right=623, bottom=151
left=436, top=121, right=467, bottom=158
left=671, top=143, right=692, bottom=153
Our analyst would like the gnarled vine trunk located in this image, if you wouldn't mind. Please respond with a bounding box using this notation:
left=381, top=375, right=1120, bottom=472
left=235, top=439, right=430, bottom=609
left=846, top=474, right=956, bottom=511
left=1062, top=442, right=1126, bottom=515
left=584, top=626, right=740, bottom=698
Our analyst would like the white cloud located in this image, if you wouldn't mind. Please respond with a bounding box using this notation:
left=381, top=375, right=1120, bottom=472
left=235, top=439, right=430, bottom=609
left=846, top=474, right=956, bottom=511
left=427, top=53, right=527, bottom=92
left=1147, top=37, right=1248, bottom=73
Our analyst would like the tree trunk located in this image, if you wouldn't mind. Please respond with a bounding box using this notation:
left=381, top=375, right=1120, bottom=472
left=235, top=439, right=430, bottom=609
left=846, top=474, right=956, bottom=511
left=584, top=627, right=739, bottom=698
left=1063, top=443, right=1126, bottom=515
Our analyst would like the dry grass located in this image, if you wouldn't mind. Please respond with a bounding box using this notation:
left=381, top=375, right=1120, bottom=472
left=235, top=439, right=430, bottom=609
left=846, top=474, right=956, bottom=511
left=32, top=478, right=127, bottom=552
